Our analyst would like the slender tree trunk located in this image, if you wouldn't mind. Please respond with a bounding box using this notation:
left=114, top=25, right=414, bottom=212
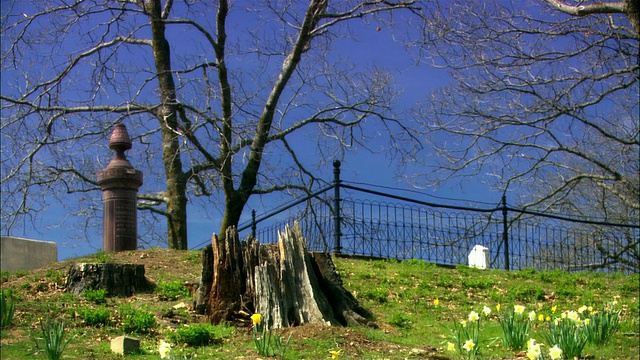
left=219, top=192, right=249, bottom=239
left=147, top=0, right=188, bottom=249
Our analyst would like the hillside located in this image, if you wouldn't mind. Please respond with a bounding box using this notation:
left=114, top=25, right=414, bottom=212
left=1, top=248, right=638, bottom=359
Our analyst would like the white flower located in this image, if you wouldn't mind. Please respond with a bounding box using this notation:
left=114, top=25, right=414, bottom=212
left=526, top=338, right=541, bottom=359
left=514, top=305, right=525, bottom=315
left=463, top=339, right=475, bottom=352
left=528, top=310, right=536, bottom=322
left=159, top=340, right=172, bottom=359
left=468, top=311, right=479, bottom=322
left=549, top=344, right=563, bottom=360
left=482, top=305, right=492, bottom=316
left=566, top=310, right=580, bottom=322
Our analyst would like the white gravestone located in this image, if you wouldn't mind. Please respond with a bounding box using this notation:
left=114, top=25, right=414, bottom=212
left=468, top=245, right=490, bottom=269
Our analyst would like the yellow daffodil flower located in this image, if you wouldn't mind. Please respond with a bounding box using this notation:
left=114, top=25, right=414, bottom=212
left=329, top=350, right=341, bottom=359
left=538, top=314, right=544, bottom=322
left=434, top=298, right=440, bottom=306
left=251, top=313, right=262, bottom=325
left=496, top=304, right=501, bottom=312
left=446, top=342, right=456, bottom=352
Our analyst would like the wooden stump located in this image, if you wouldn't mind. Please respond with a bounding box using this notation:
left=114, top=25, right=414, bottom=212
left=198, top=223, right=376, bottom=328
left=66, top=263, right=153, bottom=297
left=207, top=226, right=246, bottom=324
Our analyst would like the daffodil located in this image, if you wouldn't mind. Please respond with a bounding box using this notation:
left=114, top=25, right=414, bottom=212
left=538, top=314, right=544, bottom=322
left=566, top=310, right=579, bottom=322
left=462, top=339, right=475, bottom=352
left=329, top=350, right=341, bottom=359
left=460, top=320, right=467, bottom=327
left=468, top=311, right=479, bottom=322
left=578, top=305, right=588, bottom=314
left=528, top=310, right=536, bottom=322
left=482, top=305, right=492, bottom=316
left=514, top=304, right=525, bottom=315
left=551, top=305, right=557, bottom=313
left=446, top=342, right=456, bottom=352
left=548, top=344, right=563, bottom=360
left=433, top=298, right=440, bottom=306
left=251, top=313, right=262, bottom=325
left=584, top=318, right=591, bottom=325
left=496, top=303, right=501, bottom=312
left=546, top=316, right=551, bottom=322
left=526, top=338, right=542, bottom=360
left=159, top=340, right=172, bottom=359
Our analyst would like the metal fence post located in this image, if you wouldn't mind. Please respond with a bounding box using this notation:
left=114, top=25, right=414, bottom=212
left=502, top=194, right=510, bottom=270
left=333, top=160, right=342, bottom=255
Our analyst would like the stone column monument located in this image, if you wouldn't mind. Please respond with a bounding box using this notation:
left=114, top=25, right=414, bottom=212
left=97, top=124, right=143, bottom=252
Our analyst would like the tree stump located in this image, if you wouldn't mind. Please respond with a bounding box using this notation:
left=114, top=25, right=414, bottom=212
left=197, top=223, right=376, bottom=328
left=207, top=226, right=246, bottom=324
left=66, top=263, right=153, bottom=297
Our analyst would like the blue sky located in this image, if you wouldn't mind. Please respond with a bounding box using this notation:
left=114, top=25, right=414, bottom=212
left=1, top=1, right=582, bottom=260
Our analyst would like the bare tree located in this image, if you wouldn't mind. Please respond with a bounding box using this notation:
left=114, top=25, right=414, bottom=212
left=1, top=1, right=423, bottom=249
left=414, top=0, right=638, bottom=215
left=411, top=0, right=638, bottom=270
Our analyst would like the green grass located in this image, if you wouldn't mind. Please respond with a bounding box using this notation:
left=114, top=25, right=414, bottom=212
left=0, top=250, right=637, bottom=359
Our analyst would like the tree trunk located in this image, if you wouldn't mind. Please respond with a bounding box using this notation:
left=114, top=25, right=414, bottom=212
left=199, top=222, right=375, bottom=329
left=147, top=0, right=188, bottom=250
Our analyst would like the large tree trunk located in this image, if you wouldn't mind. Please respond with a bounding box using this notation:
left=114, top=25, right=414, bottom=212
left=198, top=223, right=375, bottom=329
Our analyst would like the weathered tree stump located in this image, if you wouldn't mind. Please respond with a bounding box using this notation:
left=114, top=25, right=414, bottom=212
left=196, top=223, right=375, bottom=328
left=207, top=226, right=246, bottom=324
left=66, top=263, right=153, bottom=297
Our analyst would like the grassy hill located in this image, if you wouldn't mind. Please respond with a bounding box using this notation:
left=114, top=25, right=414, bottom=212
left=1, top=248, right=638, bottom=359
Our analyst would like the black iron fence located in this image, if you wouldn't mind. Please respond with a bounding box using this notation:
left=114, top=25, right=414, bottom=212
left=230, top=161, right=639, bottom=274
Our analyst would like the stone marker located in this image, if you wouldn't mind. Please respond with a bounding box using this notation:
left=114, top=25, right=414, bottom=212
left=110, top=335, right=140, bottom=355
left=97, top=124, right=143, bottom=252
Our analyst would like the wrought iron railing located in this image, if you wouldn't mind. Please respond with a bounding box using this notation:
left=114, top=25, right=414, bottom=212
left=210, top=161, right=639, bottom=274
